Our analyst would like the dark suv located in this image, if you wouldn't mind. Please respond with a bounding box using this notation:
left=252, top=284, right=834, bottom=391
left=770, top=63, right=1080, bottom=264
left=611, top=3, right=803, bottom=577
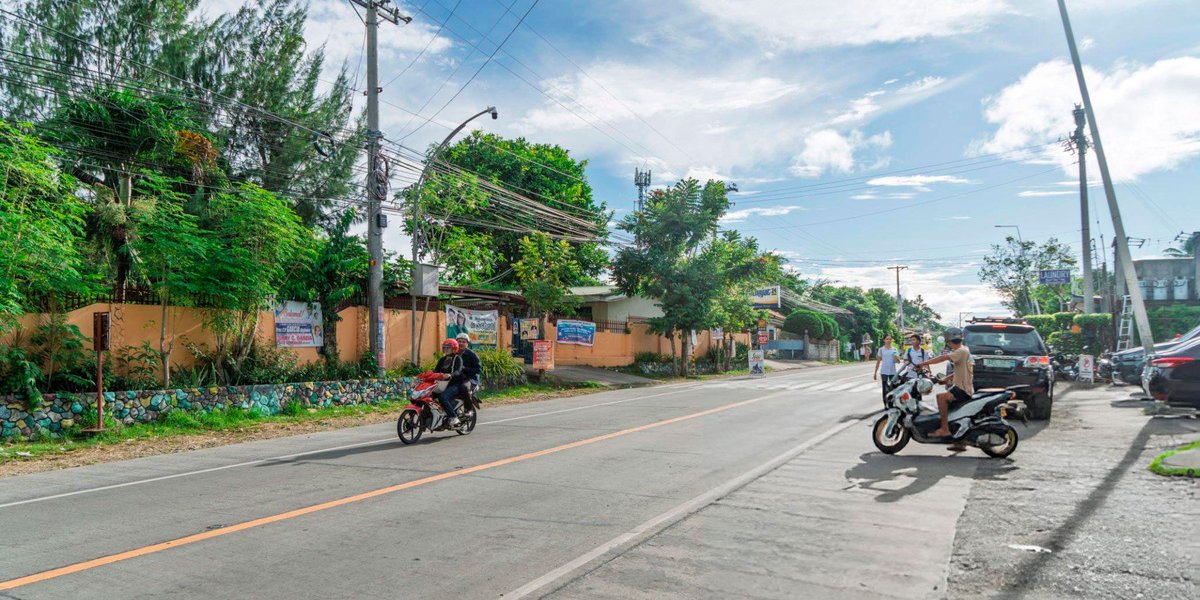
left=963, top=318, right=1055, bottom=420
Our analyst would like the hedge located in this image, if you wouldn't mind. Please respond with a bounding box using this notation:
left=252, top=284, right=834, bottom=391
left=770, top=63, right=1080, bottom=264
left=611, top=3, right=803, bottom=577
left=784, top=310, right=825, bottom=339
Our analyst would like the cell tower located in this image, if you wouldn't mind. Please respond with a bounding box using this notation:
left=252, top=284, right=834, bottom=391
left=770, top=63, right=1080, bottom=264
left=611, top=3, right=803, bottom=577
left=634, top=168, right=651, bottom=212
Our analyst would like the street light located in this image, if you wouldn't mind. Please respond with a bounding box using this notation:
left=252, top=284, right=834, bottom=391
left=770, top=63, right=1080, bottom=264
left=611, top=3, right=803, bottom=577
left=994, top=225, right=1040, bottom=314
left=409, top=106, right=499, bottom=364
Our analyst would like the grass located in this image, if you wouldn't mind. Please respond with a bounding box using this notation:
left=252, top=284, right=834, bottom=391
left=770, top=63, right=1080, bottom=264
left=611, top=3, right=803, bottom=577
left=479, top=381, right=604, bottom=402
left=1148, top=439, right=1200, bottom=477
left=0, top=399, right=409, bottom=464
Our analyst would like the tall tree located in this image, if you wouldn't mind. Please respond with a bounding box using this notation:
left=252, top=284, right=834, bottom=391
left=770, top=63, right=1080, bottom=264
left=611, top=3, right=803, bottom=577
left=979, top=236, right=1076, bottom=316
left=512, top=232, right=583, bottom=330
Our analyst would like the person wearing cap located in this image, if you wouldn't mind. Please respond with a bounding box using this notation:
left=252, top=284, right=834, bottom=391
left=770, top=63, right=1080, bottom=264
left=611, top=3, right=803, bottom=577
left=434, top=339, right=465, bottom=427
left=917, top=327, right=973, bottom=449
left=454, top=332, right=483, bottom=391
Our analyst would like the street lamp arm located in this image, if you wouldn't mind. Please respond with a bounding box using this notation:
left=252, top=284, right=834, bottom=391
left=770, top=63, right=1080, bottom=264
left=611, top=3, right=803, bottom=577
left=416, top=106, right=498, bottom=190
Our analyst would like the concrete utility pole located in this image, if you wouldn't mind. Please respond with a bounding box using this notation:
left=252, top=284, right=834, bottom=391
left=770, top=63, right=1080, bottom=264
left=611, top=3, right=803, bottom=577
left=887, top=266, right=907, bottom=330
left=354, top=0, right=411, bottom=371
left=1057, top=0, right=1154, bottom=351
left=1070, top=105, right=1095, bottom=313
left=634, top=169, right=651, bottom=247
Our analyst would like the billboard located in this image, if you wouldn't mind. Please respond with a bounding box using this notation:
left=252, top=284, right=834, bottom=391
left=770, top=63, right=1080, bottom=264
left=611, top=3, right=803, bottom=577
left=274, top=301, right=323, bottom=348
left=519, top=318, right=541, bottom=341
left=751, top=286, right=781, bottom=308
left=445, top=305, right=499, bottom=346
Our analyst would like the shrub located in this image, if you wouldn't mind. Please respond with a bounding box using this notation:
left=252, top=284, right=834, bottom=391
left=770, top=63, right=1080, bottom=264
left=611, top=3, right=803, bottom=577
left=1052, top=312, right=1075, bottom=331
left=1148, top=305, right=1200, bottom=341
left=634, top=352, right=673, bottom=365
left=784, top=310, right=824, bottom=338
left=1024, top=314, right=1057, bottom=337
left=1046, top=330, right=1083, bottom=353
left=816, top=314, right=840, bottom=340
left=478, top=347, right=525, bottom=387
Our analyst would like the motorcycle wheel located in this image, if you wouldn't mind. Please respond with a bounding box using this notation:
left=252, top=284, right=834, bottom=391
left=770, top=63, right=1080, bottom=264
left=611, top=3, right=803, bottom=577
left=872, top=417, right=910, bottom=454
left=456, top=409, right=477, bottom=435
left=979, top=425, right=1018, bottom=458
left=397, top=408, right=423, bottom=445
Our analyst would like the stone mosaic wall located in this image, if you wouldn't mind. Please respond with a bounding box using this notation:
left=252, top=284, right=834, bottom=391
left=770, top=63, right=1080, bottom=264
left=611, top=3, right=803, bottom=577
left=1, top=378, right=413, bottom=440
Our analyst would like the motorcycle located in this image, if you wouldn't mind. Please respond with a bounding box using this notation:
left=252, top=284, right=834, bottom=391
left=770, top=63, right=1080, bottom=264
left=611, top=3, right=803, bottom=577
left=1096, top=352, right=1114, bottom=383
left=872, top=363, right=1027, bottom=458
left=396, top=371, right=481, bottom=444
left=1052, top=353, right=1078, bottom=381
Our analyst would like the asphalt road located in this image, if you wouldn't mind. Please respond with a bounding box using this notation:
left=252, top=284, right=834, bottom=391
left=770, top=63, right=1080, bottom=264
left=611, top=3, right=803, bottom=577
left=0, top=363, right=984, bottom=599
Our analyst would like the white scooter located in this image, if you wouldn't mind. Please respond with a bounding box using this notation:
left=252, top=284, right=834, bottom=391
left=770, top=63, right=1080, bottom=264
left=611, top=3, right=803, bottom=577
left=872, top=363, right=1027, bottom=458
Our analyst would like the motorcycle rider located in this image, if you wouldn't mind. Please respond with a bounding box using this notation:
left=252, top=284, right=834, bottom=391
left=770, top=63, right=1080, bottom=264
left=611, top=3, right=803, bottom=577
left=917, top=327, right=973, bottom=446
left=454, top=332, right=483, bottom=399
left=434, top=339, right=464, bottom=427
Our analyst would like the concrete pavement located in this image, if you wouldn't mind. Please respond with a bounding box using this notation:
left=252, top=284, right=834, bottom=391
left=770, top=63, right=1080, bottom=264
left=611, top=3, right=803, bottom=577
left=0, top=363, right=982, bottom=599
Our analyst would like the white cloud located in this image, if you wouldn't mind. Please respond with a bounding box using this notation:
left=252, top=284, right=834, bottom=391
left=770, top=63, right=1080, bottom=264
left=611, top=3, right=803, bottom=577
left=831, top=75, right=955, bottom=125
left=1080, top=37, right=1096, bottom=50
left=690, top=0, right=1012, bottom=51
left=866, top=175, right=971, bottom=187
left=897, top=76, right=947, bottom=95
left=721, top=205, right=806, bottom=223
left=940, top=215, right=973, bottom=220
left=1018, top=190, right=1075, bottom=197
left=807, top=263, right=1007, bottom=316
left=850, top=193, right=880, bottom=200
left=790, top=129, right=892, bottom=177
left=974, top=57, right=1200, bottom=182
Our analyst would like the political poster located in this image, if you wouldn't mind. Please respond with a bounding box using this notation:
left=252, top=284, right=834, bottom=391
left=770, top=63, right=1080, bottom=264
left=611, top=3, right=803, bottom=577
left=519, top=318, right=541, bottom=341
left=445, top=305, right=499, bottom=346
left=274, top=301, right=323, bottom=348
left=713, top=328, right=724, bottom=341
left=749, top=349, right=765, bottom=377
left=556, top=319, right=596, bottom=346
left=533, top=340, right=554, bottom=370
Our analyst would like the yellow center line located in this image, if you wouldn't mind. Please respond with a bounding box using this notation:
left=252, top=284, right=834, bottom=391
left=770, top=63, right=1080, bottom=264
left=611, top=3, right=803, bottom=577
left=0, top=392, right=782, bottom=592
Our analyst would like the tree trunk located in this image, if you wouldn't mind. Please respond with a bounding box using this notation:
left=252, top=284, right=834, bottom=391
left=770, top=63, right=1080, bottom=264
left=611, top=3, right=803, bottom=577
left=668, top=330, right=679, bottom=377
left=159, top=280, right=171, bottom=389
left=682, top=334, right=692, bottom=377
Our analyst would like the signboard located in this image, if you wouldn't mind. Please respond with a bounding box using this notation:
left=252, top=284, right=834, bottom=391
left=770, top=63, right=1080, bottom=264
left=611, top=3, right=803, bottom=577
left=556, top=319, right=596, bottom=346
left=1038, top=269, right=1071, bottom=285
left=274, top=301, right=324, bottom=347
left=749, top=349, right=765, bottom=376
left=1078, top=354, right=1094, bottom=384
left=532, top=340, right=554, bottom=371
left=751, top=286, right=781, bottom=308
left=519, top=318, right=541, bottom=341
left=757, top=328, right=768, bottom=347
left=713, top=328, right=724, bottom=341
left=446, top=305, right=499, bottom=346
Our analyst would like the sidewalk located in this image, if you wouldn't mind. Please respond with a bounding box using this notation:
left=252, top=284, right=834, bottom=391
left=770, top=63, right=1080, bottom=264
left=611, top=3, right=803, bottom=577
left=534, top=364, right=656, bottom=387
left=548, top=417, right=979, bottom=599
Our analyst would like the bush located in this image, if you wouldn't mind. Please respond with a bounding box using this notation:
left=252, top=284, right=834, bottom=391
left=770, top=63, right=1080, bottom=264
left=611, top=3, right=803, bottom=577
left=478, top=347, right=525, bottom=387
left=816, top=314, right=840, bottom=340
left=1052, top=312, right=1075, bottom=331
left=1046, top=330, right=1083, bottom=353
left=1148, top=305, right=1200, bottom=341
left=1024, top=314, right=1057, bottom=337
left=634, top=352, right=673, bottom=365
left=784, top=310, right=824, bottom=338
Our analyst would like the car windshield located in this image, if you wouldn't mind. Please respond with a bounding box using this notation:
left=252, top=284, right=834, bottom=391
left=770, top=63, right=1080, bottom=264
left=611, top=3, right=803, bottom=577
left=964, top=328, right=1045, bottom=355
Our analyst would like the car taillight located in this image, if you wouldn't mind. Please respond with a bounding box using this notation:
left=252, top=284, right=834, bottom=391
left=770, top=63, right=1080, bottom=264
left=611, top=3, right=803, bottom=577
left=1151, top=357, right=1196, bottom=368
left=1023, top=356, right=1050, bottom=368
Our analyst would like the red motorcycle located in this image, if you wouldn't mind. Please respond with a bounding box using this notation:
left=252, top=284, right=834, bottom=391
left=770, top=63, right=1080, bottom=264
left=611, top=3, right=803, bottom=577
left=396, top=371, right=479, bottom=444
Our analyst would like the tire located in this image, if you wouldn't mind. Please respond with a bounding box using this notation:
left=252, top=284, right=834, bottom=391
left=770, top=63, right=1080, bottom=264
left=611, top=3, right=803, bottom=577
left=456, top=409, right=477, bottom=436
left=1027, top=392, right=1053, bottom=421
left=979, top=425, right=1019, bottom=458
left=397, top=408, right=423, bottom=445
left=872, top=416, right=910, bottom=454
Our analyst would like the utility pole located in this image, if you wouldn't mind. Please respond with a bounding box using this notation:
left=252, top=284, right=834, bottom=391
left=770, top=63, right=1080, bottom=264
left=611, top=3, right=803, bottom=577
left=634, top=169, right=651, bottom=247
left=354, top=0, right=411, bottom=372
left=1057, top=0, right=1154, bottom=352
left=1069, top=104, right=1095, bottom=313
left=887, top=266, right=908, bottom=330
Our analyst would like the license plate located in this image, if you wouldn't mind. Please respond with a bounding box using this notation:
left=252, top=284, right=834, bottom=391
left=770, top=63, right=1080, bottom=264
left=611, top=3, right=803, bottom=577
left=983, top=358, right=1016, bottom=369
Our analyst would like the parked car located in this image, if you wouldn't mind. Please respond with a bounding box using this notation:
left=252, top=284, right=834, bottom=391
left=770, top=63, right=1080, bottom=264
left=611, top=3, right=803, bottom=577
left=1143, top=336, right=1200, bottom=409
left=1112, top=323, right=1200, bottom=384
left=963, top=319, right=1055, bottom=420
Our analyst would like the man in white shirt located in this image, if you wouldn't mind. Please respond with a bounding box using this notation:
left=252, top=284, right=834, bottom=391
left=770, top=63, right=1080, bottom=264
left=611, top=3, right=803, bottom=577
left=873, top=335, right=900, bottom=405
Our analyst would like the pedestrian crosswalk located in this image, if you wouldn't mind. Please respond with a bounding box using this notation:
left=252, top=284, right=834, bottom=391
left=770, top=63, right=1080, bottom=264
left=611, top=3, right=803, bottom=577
left=706, top=378, right=880, bottom=394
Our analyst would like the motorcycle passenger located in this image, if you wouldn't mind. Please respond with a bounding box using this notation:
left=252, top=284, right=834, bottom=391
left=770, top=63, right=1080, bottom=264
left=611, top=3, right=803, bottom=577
left=917, top=328, right=973, bottom=446
left=434, top=339, right=464, bottom=427
left=903, top=333, right=933, bottom=380
left=454, top=332, right=483, bottom=400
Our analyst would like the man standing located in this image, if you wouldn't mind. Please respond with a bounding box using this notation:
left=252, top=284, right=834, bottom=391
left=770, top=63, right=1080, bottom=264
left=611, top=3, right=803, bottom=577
left=873, top=335, right=900, bottom=403
left=918, top=327, right=973, bottom=446
left=903, top=333, right=933, bottom=377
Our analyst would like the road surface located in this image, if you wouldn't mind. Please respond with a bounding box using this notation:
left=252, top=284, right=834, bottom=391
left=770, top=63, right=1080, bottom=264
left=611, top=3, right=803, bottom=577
left=5, top=363, right=1186, bottom=599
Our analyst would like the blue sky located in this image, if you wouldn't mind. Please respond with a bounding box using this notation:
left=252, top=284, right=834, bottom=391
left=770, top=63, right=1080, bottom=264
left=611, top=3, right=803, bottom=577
left=208, top=0, right=1199, bottom=318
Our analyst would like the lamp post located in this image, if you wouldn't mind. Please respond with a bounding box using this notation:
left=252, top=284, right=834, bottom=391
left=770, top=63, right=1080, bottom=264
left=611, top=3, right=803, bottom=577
left=409, top=106, right=498, bottom=365
left=995, top=225, right=1040, bottom=315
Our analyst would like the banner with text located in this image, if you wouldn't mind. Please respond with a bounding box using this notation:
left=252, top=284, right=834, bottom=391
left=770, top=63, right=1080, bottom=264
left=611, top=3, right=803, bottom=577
left=751, top=286, right=781, bottom=308
left=274, top=301, right=323, bottom=348
left=445, top=305, right=499, bottom=346
left=556, top=319, right=596, bottom=346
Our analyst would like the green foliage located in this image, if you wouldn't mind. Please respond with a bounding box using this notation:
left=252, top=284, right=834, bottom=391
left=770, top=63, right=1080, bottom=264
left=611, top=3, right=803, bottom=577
left=633, top=352, right=674, bottom=365
left=1046, top=330, right=1083, bottom=353
left=0, top=342, right=44, bottom=409
left=0, top=121, right=93, bottom=330
left=1148, top=305, right=1200, bottom=341
left=1073, top=313, right=1111, bottom=329
left=478, top=348, right=525, bottom=386
left=30, top=314, right=90, bottom=391
left=280, top=210, right=367, bottom=362
left=783, top=310, right=824, bottom=338
left=1052, top=312, right=1075, bottom=330
left=514, top=232, right=583, bottom=317
left=113, top=343, right=160, bottom=390
left=1024, top=314, right=1056, bottom=337
left=978, top=236, right=1076, bottom=316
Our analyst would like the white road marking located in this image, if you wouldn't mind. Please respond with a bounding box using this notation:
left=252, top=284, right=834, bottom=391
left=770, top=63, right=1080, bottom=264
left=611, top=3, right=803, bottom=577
left=0, top=371, right=841, bottom=509
left=503, top=415, right=867, bottom=599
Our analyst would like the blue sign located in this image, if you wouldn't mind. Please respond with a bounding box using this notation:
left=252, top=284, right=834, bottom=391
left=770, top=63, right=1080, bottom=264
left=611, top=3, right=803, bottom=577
left=556, top=319, right=596, bottom=346
left=1038, top=269, right=1071, bottom=285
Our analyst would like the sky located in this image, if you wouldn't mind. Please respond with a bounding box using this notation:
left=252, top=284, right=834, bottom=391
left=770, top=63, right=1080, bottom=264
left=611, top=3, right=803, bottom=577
left=204, top=0, right=1200, bottom=320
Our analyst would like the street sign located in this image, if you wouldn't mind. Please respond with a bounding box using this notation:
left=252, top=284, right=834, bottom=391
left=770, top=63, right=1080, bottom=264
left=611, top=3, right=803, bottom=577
left=750, top=286, right=781, bottom=308
left=757, top=328, right=768, bottom=346
left=1038, top=269, right=1071, bottom=285
left=1078, top=354, right=1094, bottom=384
left=748, top=349, right=765, bottom=377
left=532, top=340, right=554, bottom=371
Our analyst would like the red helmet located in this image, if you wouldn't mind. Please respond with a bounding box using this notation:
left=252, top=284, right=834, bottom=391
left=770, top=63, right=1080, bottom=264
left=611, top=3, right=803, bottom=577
left=441, top=339, right=459, bottom=351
